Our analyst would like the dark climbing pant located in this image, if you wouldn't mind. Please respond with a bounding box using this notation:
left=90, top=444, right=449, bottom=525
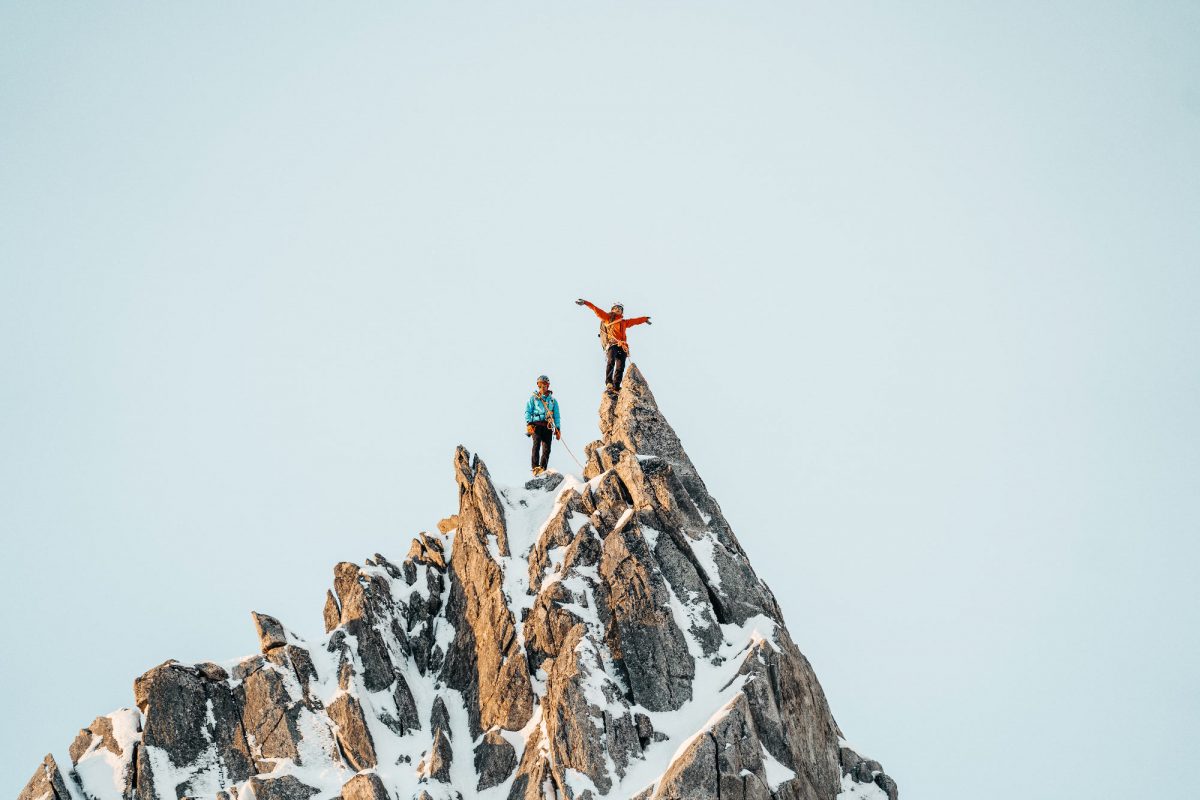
left=606, top=344, right=627, bottom=390
left=531, top=423, right=553, bottom=470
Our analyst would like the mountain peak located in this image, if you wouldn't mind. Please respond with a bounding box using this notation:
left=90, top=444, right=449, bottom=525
left=20, top=362, right=898, bottom=800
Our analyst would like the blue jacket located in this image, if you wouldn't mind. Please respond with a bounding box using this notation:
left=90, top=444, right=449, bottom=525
left=525, top=391, right=561, bottom=429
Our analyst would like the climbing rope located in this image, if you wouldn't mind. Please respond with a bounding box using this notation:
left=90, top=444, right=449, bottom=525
left=558, top=436, right=587, bottom=473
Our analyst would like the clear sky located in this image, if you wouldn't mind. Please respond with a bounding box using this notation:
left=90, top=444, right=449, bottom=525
left=2, top=3, right=1197, bottom=798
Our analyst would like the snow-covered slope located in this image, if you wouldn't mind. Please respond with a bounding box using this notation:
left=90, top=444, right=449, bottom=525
left=18, top=365, right=898, bottom=800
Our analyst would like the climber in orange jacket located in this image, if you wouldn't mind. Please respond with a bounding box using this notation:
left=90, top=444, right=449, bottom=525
left=575, top=299, right=652, bottom=394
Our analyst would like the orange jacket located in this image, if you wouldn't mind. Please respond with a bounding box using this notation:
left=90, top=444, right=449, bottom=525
left=580, top=300, right=649, bottom=351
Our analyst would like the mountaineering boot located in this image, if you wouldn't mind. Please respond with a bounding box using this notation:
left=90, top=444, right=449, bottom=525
left=605, top=382, right=616, bottom=396
left=532, top=466, right=545, bottom=476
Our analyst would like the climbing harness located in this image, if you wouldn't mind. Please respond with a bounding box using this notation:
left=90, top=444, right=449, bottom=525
left=535, top=392, right=557, bottom=432
left=600, top=316, right=628, bottom=352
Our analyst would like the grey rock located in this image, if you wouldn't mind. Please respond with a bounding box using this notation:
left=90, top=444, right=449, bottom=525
left=251, top=612, right=289, bottom=652
left=726, top=632, right=842, bottom=799
left=653, top=694, right=771, bottom=800
left=597, top=364, right=697, bottom=478
left=599, top=365, right=783, bottom=626
left=132, top=660, right=253, bottom=788
left=340, top=773, right=391, bottom=800
left=237, top=657, right=303, bottom=771
left=351, top=619, right=396, bottom=692
left=18, top=755, right=71, bottom=800
left=599, top=519, right=695, bottom=711
left=853, top=760, right=878, bottom=783
left=332, top=562, right=398, bottom=693
left=286, top=645, right=319, bottom=701
left=589, top=470, right=632, bottom=534
left=839, top=745, right=864, bottom=773
left=543, top=625, right=642, bottom=792
left=646, top=518, right=723, bottom=657
left=634, top=712, right=666, bottom=748
left=429, top=696, right=451, bottom=739
left=373, top=552, right=404, bottom=580
left=874, top=772, right=900, bottom=800
left=327, top=693, right=378, bottom=771
left=195, top=661, right=228, bottom=682
left=653, top=732, right=718, bottom=800
left=523, top=580, right=586, bottom=674
left=474, top=730, right=518, bottom=790
left=379, top=672, right=420, bottom=735
left=246, top=775, right=319, bottom=800
left=524, top=471, right=565, bottom=492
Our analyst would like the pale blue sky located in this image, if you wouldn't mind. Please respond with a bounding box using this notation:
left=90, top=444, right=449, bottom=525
left=2, top=3, right=1198, bottom=798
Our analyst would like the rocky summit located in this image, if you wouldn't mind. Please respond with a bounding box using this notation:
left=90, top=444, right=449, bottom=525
left=19, top=365, right=898, bottom=800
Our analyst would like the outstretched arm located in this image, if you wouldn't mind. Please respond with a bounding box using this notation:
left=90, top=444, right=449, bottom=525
left=576, top=298, right=609, bottom=320
left=625, top=315, right=651, bottom=327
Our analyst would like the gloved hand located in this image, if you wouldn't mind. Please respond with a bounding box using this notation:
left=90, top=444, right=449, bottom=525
left=555, top=429, right=562, bottom=440
left=575, top=298, right=586, bottom=305
left=526, top=424, right=534, bottom=437
left=645, top=317, right=653, bottom=325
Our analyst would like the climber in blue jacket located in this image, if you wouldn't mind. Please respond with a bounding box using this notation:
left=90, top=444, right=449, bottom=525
left=525, top=374, right=561, bottom=476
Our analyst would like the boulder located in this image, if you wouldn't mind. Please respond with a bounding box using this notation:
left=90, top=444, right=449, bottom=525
left=524, top=471, right=565, bottom=492
left=875, top=772, right=900, bottom=800
left=474, top=730, right=518, bottom=790
left=340, top=773, right=391, bottom=800
left=246, top=775, right=319, bottom=800
left=250, top=612, right=288, bottom=652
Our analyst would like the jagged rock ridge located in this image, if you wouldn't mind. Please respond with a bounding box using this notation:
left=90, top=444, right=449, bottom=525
left=19, top=365, right=898, bottom=800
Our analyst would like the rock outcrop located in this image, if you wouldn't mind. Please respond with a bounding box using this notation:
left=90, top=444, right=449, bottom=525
left=19, top=364, right=896, bottom=800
